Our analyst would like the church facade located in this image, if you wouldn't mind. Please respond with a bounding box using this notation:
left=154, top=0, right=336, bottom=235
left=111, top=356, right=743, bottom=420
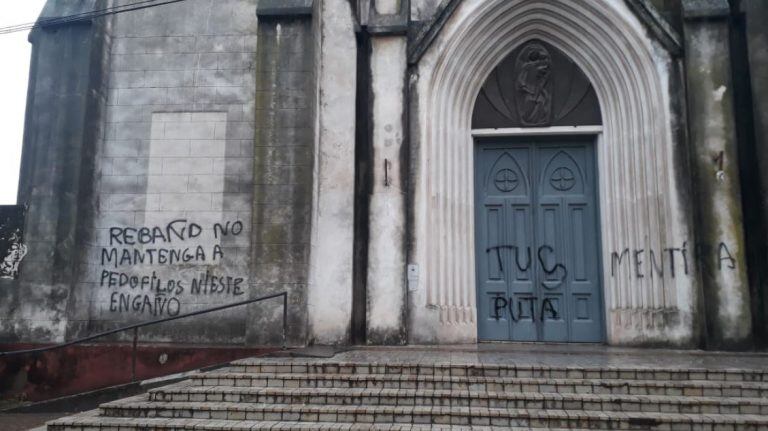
left=2, top=0, right=768, bottom=351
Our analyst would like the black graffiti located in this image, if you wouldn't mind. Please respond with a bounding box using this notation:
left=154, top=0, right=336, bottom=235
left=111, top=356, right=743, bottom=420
left=610, top=241, right=740, bottom=278
left=486, top=245, right=531, bottom=272
left=717, top=242, right=736, bottom=270
left=634, top=249, right=644, bottom=278
left=100, top=270, right=185, bottom=296
left=537, top=245, right=567, bottom=287
left=492, top=296, right=529, bottom=322
left=101, top=219, right=248, bottom=317
left=611, top=249, right=629, bottom=277
left=649, top=249, right=664, bottom=278
left=491, top=295, right=559, bottom=322
left=101, top=246, right=211, bottom=268
left=213, top=221, right=244, bottom=239
left=611, top=243, right=690, bottom=278
left=541, top=298, right=559, bottom=320
left=493, top=296, right=510, bottom=321
left=486, top=244, right=566, bottom=287
left=213, top=245, right=224, bottom=261
left=190, top=271, right=245, bottom=296
left=109, top=219, right=203, bottom=246
left=109, top=292, right=181, bottom=316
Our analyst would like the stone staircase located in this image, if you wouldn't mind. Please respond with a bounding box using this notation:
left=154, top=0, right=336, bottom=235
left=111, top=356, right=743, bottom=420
left=46, top=356, right=768, bottom=430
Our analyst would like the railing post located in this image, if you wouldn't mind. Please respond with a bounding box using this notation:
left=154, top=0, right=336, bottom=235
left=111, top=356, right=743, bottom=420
left=131, top=326, right=138, bottom=382
left=282, top=292, right=288, bottom=349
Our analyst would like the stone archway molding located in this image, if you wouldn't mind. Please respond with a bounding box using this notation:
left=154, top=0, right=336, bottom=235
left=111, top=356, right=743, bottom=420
left=410, top=0, right=695, bottom=345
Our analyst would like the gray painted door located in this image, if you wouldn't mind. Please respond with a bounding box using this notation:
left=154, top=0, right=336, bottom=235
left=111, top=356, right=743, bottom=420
left=475, top=138, right=603, bottom=342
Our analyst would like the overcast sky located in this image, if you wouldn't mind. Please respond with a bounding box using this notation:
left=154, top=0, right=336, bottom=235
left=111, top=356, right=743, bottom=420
left=0, top=1, right=47, bottom=204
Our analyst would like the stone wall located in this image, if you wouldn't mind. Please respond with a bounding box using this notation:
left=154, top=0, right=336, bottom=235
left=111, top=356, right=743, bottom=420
left=411, top=0, right=442, bottom=21
left=249, top=11, right=315, bottom=346
left=683, top=3, right=752, bottom=349
left=306, top=0, right=357, bottom=345
left=7, top=0, right=768, bottom=351
left=0, top=0, right=316, bottom=347
left=0, top=0, right=110, bottom=343
left=66, top=0, right=262, bottom=344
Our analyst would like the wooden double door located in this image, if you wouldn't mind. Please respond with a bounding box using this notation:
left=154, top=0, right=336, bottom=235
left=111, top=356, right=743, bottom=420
left=474, top=137, right=604, bottom=342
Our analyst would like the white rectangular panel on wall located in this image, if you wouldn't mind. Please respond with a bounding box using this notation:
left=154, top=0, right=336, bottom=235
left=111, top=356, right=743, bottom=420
left=87, top=111, right=252, bottom=342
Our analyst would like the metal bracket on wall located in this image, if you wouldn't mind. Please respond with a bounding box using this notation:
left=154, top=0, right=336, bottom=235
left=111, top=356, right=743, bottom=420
left=384, top=159, right=392, bottom=187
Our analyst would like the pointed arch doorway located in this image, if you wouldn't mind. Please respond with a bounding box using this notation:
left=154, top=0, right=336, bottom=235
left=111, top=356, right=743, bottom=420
left=473, top=39, right=605, bottom=342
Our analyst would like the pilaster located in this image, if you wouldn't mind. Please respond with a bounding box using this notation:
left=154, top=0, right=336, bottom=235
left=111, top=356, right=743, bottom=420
left=682, top=0, right=753, bottom=349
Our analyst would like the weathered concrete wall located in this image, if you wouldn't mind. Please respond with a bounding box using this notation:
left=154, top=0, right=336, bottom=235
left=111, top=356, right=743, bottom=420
left=249, top=10, right=315, bottom=346
left=0, top=1, right=111, bottom=344
left=7, top=0, right=766, bottom=351
left=63, top=0, right=271, bottom=345
left=306, top=0, right=357, bottom=345
left=5, top=0, right=321, bottom=347
left=365, top=36, right=408, bottom=345
left=743, top=2, right=768, bottom=183
left=1, top=0, right=311, bottom=347
left=411, top=0, right=442, bottom=22
left=375, top=0, right=401, bottom=15
left=649, top=0, right=684, bottom=30
left=683, top=1, right=753, bottom=349
left=742, top=0, right=768, bottom=344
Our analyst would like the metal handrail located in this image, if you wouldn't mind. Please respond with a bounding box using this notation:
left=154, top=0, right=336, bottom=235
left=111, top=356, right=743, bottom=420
left=0, top=292, right=288, bottom=361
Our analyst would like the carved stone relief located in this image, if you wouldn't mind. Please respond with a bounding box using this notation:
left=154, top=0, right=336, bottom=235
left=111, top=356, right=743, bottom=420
left=472, top=39, right=602, bottom=129
left=515, top=43, right=553, bottom=126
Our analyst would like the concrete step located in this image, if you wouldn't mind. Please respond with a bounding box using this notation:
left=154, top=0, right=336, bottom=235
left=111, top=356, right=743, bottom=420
left=187, top=371, right=768, bottom=397
left=230, top=359, right=768, bottom=382
left=47, top=411, right=595, bottom=430
left=43, top=353, right=768, bottom=431
left=91, top=398, right=768, bottom=430
left=145, top=384, right=768, bottom=415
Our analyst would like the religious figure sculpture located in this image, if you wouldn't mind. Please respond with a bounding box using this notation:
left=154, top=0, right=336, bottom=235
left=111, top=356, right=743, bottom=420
left=515, top=42, right=553, bottom=126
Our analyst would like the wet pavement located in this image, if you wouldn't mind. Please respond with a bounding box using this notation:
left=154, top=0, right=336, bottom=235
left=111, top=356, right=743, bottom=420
left=291, top=343, right=768, bottom=371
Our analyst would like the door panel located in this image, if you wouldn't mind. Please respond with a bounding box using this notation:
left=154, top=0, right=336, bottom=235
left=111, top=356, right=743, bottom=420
left=477, top=202, right=509, bottom=340
left=476, top=146, right=535, bottom=341
left=537, top=203, right=568, bottom=342
left=475, top=138, right=603, bottom=342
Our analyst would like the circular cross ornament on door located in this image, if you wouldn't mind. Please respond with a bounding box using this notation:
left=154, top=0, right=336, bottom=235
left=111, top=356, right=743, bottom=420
left=550, top=167, right=575, bottom=191
left=494, top=169, right=519, bottom=192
